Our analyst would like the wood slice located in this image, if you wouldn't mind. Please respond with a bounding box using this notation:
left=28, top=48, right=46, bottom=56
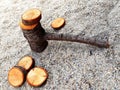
left=17, top=56, right=35, bottom=71
left=8, top=66, right=27, bottom=87
left=22, top=9, right=41, bottom=25
left=51, top=17, right=65, bottom=29
left=19, top=21, right=38, bottom=30
left=27, top=67, right=48, bottom=87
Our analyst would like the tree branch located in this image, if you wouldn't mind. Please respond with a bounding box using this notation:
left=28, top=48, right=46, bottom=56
left=44, top=33, right=110, bottom=48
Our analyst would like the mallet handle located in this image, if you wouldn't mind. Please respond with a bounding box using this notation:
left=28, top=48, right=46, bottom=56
left=44, top=33, right=109, bottom=48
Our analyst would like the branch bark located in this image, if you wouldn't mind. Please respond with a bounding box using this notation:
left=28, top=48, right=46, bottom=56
left=44, top=33, right=110, bottom=48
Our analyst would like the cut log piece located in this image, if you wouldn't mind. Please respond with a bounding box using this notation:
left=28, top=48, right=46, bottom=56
left=19, top=21, right=38, bottom=30
left=51, top=17, right=65, bottom=29
left=27, top=67, right=48, bottom=87
left=17, top=56, right=35, bottom=71
left=8, top=66, right=27, bottom=87
left=22, top=9, right=41, bottom=25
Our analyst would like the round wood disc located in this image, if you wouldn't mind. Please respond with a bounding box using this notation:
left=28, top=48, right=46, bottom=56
left=17, top=56, right=35, bottom=71
left=27, top=67, right=48, bottom=87
left=8, top=66, right=27, bottom=87
left=22, top=8, right=41, bottom=25
left=19, top=21, right=38, bottom=30
left=51, top=17, right=65, bottom=29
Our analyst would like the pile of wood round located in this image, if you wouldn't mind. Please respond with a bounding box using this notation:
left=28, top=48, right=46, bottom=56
left=8, top=56, right=48, bottom=87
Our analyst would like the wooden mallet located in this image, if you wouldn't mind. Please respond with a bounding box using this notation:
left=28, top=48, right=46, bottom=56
left=19, top=9, right=110, bottom=53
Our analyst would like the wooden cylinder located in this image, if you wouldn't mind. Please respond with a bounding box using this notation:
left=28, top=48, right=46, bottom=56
left=21, top=23, right=48, bottom=52
left=20, top=9, right=48, bottom=53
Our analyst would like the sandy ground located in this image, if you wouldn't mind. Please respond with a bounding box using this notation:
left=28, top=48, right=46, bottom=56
left=0, top=0, right=120, bottom=90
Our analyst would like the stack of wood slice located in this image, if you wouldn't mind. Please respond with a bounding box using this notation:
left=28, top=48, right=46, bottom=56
left=8, top=56, right=48, bottom=87
left=19, top=8, right=41, bottom=30
left=19, top=8, right=49, bottom=53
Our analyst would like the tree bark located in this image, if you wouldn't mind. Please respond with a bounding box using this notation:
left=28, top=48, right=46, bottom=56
left=22, top=23, right=48, bottom=52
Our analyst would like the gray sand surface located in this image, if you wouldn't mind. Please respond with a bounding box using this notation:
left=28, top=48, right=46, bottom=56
left=0, top=0, right=120, bottom=90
